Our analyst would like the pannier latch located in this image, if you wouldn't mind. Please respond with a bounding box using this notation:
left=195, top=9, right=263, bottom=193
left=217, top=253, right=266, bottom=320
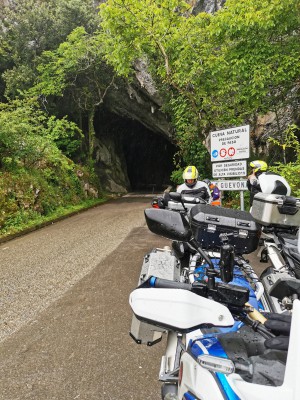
left=238, top=229, right=249, bottom=239
left=219, top=232, right=233, bottom=243
left=207, top=224, right=217, bottom=233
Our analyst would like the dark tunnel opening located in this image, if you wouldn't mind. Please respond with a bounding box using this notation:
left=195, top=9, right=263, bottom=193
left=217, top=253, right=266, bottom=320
left=121, top=128, right=177, bottom=192
left=94, top=109, right=178, bottom=192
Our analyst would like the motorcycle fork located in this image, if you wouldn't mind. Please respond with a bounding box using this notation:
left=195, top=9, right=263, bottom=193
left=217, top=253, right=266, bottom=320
left=159, top=332, right=185, bottom=383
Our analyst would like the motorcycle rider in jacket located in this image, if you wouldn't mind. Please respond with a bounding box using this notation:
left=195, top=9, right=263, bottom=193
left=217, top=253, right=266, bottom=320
left=247, top=160, right=291, bottom=207
left=176, top=166, right=212, bottom=204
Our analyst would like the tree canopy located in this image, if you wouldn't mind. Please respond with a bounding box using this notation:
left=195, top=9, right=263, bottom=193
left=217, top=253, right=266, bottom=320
left=0, top=0, right=100, bottom=99
left=99, top=0, right=300, bottom=167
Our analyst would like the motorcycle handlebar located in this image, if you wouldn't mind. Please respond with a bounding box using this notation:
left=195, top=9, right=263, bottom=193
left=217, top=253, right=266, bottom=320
left=149, top=276, right=192, bottom=291
left=145, top=275, right=249, bottom=309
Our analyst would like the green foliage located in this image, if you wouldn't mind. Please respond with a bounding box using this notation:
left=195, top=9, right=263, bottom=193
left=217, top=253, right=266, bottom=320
left=0, top=162, right=101, bottom=233
left=0, top=0, right=100, bottom=99
left=222, top=190, right=251, bottom=211
left=0, top=197, right=107, bottom=238
left=99, top=0, right=300, bottom=175
left=205, top=0, right=300, bottom=122
left=99, top=0, right=190, bottom=77
left=270, top=162, right=300, bottom=197
left=99, top=0, right=209, bottom=168
left=0, top=97, right=101, bottom=233
left=0, top=97, right=82, bottom=168
left=30, top=27, right=114, bottom=158
left=268, top=124, right=300, bottom=196
left=32, top=27, right=110, bottom=107
left=170, top=169, right=184, bottom=186
left=0, top=0, right=111, bottom=236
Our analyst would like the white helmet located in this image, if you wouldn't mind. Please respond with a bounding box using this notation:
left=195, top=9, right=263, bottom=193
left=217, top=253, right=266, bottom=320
left=182, top=166, right=199, bottom=188
left=182, top=166, right=199, bottom=180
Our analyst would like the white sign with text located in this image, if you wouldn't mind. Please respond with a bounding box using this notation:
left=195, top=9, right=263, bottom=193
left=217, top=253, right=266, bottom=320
left=212, top=160, right=247, bottom=178
left=210, top=125, right=250, bottom=162
left=216, top=180, right=248, bottom=191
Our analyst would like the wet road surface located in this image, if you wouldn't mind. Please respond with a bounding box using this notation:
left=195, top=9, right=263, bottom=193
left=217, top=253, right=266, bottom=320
left=0, top=196, right=264, bottom=399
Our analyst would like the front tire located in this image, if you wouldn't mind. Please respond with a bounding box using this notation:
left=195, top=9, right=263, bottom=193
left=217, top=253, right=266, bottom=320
left=161, top=383, right=178, bottom=400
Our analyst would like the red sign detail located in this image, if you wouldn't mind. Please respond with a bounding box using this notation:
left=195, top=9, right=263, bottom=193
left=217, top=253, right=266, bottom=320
left=228, top=147, right=236, bottom=157
left=220, top=148, right=227, bottom=157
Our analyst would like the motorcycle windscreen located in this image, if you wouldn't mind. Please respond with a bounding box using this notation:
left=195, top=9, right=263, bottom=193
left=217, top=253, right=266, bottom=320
left=129, top=288, right=234, bottom=332
left=144, top=208, right=192, bottom=242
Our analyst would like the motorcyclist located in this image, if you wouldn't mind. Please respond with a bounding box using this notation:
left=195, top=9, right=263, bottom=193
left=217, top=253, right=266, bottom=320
left=151, top=166, right=211, bottom=209
left=177, top=166, right=212, bottom=203
left=203, top=178, right=221, bottom=206
left=247, top=160, right=291, bottom=206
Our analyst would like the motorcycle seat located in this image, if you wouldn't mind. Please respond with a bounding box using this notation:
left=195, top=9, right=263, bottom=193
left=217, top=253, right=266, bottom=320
left=289, top=249, right=300, bottom=263
left=277, top=233, right=299, bottom=253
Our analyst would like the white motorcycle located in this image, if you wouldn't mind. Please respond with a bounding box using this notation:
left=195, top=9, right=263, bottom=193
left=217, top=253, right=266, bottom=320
left=251, top=193, right=300, bottom=313
left=130, top=205, right=300, bottom=399
left=130, top=274, right=300, bottom=400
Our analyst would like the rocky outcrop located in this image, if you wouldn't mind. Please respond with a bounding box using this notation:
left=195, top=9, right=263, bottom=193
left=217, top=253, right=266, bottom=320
left=250, top=84, right=300, bottom=156
left=104, top=65, right=173, bottom=140
left=94, top=135, right=130, bottom=193
left=191, top=0, right=226, bottom=14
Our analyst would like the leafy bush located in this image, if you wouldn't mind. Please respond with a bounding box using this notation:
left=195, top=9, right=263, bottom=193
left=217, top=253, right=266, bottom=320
left=268, top=125, right=300, bottom=196
left=0, top=97, right=101, bottom=235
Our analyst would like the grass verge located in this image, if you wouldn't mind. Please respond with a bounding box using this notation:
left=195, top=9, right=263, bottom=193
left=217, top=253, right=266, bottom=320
left=0, top=195, right=116, bottom=243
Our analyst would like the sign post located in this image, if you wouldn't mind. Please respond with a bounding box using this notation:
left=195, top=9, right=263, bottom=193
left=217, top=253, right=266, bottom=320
left=210, top=125, right=250, bottom=210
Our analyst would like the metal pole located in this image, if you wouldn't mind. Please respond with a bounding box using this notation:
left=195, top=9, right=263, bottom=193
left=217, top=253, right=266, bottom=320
left=240, top=190, right=244, bottom=211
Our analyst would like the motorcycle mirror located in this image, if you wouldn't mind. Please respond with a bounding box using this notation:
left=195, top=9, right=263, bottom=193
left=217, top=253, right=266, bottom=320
left=144, top=208, right=192, bottom=242
left=197, top=355, right=235, bottom=374
left=169, top=192, right=182, bottom=202
left=219, top=244, right=235, bottom=283
left=181, top=196, right=199, bottom=204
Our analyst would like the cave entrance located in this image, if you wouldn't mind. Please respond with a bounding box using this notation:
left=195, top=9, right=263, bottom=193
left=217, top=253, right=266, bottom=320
left=121, top=125, right=178, bottom=192
left=95, top=109, right=178, bottom=192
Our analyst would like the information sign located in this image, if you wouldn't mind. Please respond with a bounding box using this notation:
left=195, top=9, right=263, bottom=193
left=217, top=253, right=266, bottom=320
left=216, top=180, right=248, bottom=191
left=210, top=125, right=250, bottom=162
left=212, top=160, right=247, bottom=178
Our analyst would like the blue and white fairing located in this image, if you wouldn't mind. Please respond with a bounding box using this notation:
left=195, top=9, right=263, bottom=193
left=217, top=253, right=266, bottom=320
left=184, top=258, right=265, bottom=400
left=179, top=300, right=300, bottom=400
left=188, top=337, right=241, bottom=400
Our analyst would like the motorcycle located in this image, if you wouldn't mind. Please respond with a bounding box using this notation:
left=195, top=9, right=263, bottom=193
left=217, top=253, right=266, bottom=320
left=250, top=193, right=300, bottom=313
left=151, top=190, right=207, bottom=212
left=129, top=206, right=300, bottom=399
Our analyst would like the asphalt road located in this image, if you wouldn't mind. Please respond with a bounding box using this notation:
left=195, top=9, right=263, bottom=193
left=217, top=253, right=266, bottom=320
left=0, top=196, right=264, bottom=400
left=0, top=196, right=172, bottom=400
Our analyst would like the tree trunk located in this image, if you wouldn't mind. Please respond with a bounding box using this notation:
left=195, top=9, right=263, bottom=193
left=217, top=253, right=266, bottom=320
left=88, top=108, right=95, bottom=160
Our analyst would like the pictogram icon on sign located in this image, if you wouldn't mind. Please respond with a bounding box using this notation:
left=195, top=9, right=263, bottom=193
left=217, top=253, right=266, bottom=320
left=212, top=149, right=218, bottom=158
left=220, top=148, right=227, bottom=157
left=228, top=147, right=236, bottom=157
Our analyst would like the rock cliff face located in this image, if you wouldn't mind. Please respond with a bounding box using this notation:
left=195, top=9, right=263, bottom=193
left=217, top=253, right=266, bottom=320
left=251, top=90, right=300, bottom=161
left=93, top=108, right=177, bottom=194
left=104, top=65, right=172, bottom=140
left=192, top=0, right=226, bottom=14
